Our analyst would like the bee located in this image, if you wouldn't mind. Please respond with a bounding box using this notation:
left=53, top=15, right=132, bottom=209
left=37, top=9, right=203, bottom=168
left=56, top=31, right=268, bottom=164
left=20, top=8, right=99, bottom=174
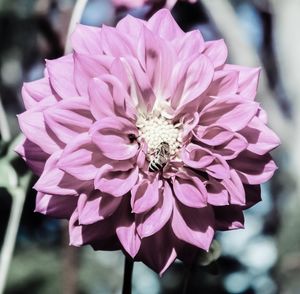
left=149, top=142, right=170, bottom=172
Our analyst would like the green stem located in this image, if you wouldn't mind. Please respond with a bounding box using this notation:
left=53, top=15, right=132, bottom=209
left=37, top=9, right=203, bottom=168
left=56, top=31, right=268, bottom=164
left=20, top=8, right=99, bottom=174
left=122, top=257, right=134, bottom=294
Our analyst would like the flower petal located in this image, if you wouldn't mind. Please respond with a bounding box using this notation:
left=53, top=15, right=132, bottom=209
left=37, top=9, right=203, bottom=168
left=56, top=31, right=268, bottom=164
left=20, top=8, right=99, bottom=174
left=131, top=176, right=160, bottom=214
left=199, top=97, right=259, bottom=132
left=78, top=191, right=122, bottom=225
left=17, top=96, right=62, bottom=154
left=90, top=117, right=139, bottom=160
left=230, top=151, right=278, bottom=184
left=44, top=97, right=94, bottom=144
left=206, top=177, right=229, bottom=206
left=171, top=202, right=215, bottom=251
left=15, top=139, right=49, bottom=176
left=240, top=116, right=281, bottom=155
left=173, top=171, right=207, bottom=208
left=203, top=39, right=228, bottom=68
left=223, top=64, right=260, bottom=100
left=71, top=24, right=102, bottom=54
left=35, top=192, right=76, bottom=219
left=46, top=55, right=78, bottom=99
left=58, top=133, right=104, bottom=181
left=22, top=76, right=52, bottom=110
left=94, top=164, right=138, bottom=197
left=208, top=70, right=239, bottom=96
left=147, top=9, right=184, bottom=41
left=136, top=181, right=173, bottom=238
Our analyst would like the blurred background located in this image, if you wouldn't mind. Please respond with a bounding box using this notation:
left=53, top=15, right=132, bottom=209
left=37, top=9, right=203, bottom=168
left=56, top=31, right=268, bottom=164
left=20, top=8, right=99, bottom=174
left=0, top=0, right=298, bottom=293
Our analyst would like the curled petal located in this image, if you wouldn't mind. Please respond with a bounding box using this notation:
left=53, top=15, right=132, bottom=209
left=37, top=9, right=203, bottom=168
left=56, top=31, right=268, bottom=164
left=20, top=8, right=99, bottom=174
left=240, top=116, right=281, bottom=155
left=131, top=176, right=160, bottom=214
left=17, top=96, right=62, bottom=154
left=230, top=151, right=278, bottom=185
left=22, top=77, right=53, bottom=110
left=15, top=139, right=49, bottom=176
left=181, top=144, right=214, bottom=169
left=136, top=181, right=173, bottom=238
left=90, top=117, right=139, bottom=160
left=95, top=164, right=138, bottom=197
left=58, top=133, right=104, bottom=181
left=34, top=151, right=88, bottom=196
left=171, top=202, right=215, bottom=251
left=44, top=97, right=94, bottom=144
left=200, top=97, right=259, bottom=132
left=206, top=177, right=229, bottom=206
left=193, top=125, right=234, bottom=146
left=173, top=171, right=207, bottom=208
left=46, top=55, right=78, bottom=99
left=78, top=192, right=122, bottom=225
left=35, top=192, right=76, bottom=219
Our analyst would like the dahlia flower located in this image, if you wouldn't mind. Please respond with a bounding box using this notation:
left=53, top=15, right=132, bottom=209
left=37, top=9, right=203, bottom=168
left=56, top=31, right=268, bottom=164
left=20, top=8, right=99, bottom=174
left=17, top=9, right=280, bottom=275
left=113, top=0, right=196, bottom=9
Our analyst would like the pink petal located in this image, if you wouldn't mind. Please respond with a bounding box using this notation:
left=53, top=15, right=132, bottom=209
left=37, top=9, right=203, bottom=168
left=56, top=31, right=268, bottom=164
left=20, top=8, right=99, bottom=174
left=78, top=191, right=122, bottom=225
left=101, top=25, right=134, bottom=57
left=171, top=202, right=215, bottom=251
left=136, top=181, right=173, bottom=238
left=200, top=97, right=259, bottom=132
left=35, top=192, right=76, bottom=219
left=230, top=151, right=278, bottom=185
left=221, top=169, right=246, bottom=205
left=90, top=117, right=139, bottom=160
left=116, top=14, right=146, bottom=38
left=117, top=220, right=141, bottom=258
left=73, top=52, right=112, bottom=96
left=22, top=77, right=52, bottom=110
left=44, top=97, right=94, bottom=144
left=147, top=9, right=184, bottom=41
left=223, top=64, right=260, bottom=100
left=240, top=116, right=281, bottom=155
left=171, top=54, right=214, bottom=112
left=203, top=39, right=228, bottom=68
left=208, top=70, right=239, bottom=96
left=137, top=26, right=176, bottom=98
left=206, top=155, right=231, bottom=180
left=193, top=125, right=234, bottom=146
left=131, top=177, right=160, bottom=214
left=173, top=171, right=207, bottom=208
left=211, top=133, right=248, bottom=160
left=46, top=54, right=78, bottom=99
left=181, top=143, right=215, bottom=169
left=71, top=24, right=102, bottom=54
left=17, top=96, right=62, bottom=154
left=94, top=164, right=139, bottom=197
left=33, top=151, right=88, bottom=196
left=69, top=209, right=117, bottom=247
left=206, top=177, right=229, bottom=206
left=58, top=133, right=104, bottom=181
left=15, top=139, right=49, bottom=176
left=173, top=30, right=205, bottom=60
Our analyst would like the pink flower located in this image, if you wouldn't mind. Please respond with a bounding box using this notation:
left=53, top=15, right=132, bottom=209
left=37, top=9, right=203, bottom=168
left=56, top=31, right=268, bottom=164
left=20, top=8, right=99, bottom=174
left=113, top=0, right=196, bottom=9
left=16, top=9, right=280, bottom=275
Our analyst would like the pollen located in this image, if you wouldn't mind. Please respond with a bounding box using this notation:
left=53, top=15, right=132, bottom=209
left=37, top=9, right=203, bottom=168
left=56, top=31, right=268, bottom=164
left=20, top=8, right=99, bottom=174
left=136, top=112, right=182, bottom=159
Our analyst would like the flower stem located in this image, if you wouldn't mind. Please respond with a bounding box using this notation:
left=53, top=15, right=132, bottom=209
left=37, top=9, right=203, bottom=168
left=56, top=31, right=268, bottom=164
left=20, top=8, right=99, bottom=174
left=122, top=257, right=134, bottom=294
left=182, top=263, right=193, bottom=294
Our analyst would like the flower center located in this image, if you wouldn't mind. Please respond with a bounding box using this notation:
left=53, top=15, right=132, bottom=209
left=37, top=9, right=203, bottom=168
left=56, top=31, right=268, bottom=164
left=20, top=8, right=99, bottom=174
left=136, top=112, right=182, bottom=161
